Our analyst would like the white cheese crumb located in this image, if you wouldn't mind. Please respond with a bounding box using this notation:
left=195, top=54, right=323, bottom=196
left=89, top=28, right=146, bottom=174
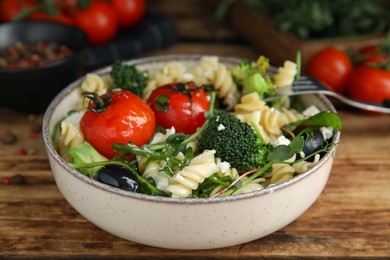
left=182, top=73, right=194, bottom=81
left=299, top=151, right=306, bottom=158
left=320, top=126, right=333, bottom=140
left=217, top=124, right=225, bottom=131
left=302, top=105, right=321, bottom=117
left=270, top=135, right=291, bottom=147
left=217, top=161, right=231, bottom=174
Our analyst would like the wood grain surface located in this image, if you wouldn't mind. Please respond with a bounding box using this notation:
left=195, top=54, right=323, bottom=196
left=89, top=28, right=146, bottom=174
left=1, top=1, right=390, bottom=259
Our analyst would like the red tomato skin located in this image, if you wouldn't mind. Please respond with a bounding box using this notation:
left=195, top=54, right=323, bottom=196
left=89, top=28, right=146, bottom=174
left=358, top=45, right=387, bottom=67
left=80, top=90, right=156, bottom=159
left=72, top=2, right=118, bottom=45
left=307, top=47, right=353, bottom=94
left=147, top=83, right=210, bottom=135
left=111, top=0, right=145, bottom=28
left=347, top=66, right=390, bottom=103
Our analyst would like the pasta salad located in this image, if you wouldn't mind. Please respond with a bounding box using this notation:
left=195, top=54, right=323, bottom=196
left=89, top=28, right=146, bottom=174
left=53, top=55, right=342, bottom=198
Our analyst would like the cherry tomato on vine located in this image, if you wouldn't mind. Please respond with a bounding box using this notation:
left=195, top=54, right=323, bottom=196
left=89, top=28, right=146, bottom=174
left=80, top=90, right=156, bottom=159
left=71, top=1, right=118, bottom=45
left=111, top=0, right=146, bottom=28
left=357, top=45, right=387, bottom=67
left=147, top=82, right=210, bottom=135
left=347, top=66, right=390, bottom=103
left=307, top=47, right=353, bottom=94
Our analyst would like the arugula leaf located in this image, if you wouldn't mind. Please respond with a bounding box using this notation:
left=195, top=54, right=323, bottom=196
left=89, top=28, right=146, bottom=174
left=284, top=111, right=343, bottom=131
left=289, top=135, right=304, bottom=153
left=267, top=145, right=293, bottom=162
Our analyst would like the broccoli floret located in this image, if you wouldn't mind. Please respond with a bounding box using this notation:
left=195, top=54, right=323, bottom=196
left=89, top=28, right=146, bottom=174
left=110, top=60, right=148, bottom=97
left=197, top=112, right=271, bottom=173
left=231, top=56, right=276, bottom=99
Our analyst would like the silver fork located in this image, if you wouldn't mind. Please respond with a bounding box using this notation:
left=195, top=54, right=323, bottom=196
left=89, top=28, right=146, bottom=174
left=264, top=76, right=390, bottom=114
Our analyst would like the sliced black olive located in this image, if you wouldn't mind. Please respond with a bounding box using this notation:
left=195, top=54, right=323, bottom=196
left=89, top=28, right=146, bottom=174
left=302, top=130, right=325, bottom=156
left=95, top=165, right=141, bottom=192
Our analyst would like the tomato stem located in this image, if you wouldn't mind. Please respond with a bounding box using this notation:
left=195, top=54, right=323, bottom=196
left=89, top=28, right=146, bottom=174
left=83, top=92, right=112, bottom=113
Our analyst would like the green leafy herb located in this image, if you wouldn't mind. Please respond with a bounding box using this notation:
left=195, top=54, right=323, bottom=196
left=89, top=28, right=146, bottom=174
left=110, top=60, right=148, bottom=97
left=284, top=111, right=343, bottom=131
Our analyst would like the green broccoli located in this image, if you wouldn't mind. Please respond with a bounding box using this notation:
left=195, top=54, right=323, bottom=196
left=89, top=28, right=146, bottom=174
left=231, top=56, right=276, bottom=99
left=110, top=60, right=148, bottom=97
left=197, top=112, right=271, bottom=173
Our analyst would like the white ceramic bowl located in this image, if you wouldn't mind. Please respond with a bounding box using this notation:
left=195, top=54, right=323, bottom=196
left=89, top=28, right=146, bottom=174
left=43, top=54, right=340, bottom=250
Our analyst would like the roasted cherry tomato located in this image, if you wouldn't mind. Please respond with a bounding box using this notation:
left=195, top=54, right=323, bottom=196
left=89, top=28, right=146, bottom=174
left=347, top=66, right=390, bottom=103
left=307, top=47, right=353, bottom=94
left=71, top=1, right=118, bottom=45
left=111, top=0, right=146, bottom=28
left=80, top=90, right=156, bottom=159
left=147, top=82, right=210, bottom=135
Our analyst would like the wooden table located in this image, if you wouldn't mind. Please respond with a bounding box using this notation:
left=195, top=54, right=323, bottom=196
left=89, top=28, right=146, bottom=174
left=1, top=1, right=390, bottom=259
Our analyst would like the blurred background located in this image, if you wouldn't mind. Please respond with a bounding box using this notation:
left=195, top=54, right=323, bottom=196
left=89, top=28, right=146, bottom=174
left=0, top=0, right=389, bottom=112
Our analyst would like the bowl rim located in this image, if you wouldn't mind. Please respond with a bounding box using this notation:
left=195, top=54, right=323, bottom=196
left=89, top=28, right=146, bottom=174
left=42, top=54, right=341, bottom=205
left=0, top=21, right=87, bottom=74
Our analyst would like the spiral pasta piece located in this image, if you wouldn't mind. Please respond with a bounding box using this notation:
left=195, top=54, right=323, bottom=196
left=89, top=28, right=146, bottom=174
left=214, top=63, right=240, bottom=109
left=269, top=163, right=295, bottom=184
left=80, top=73, right=107, bottom=94
left=278, top=107, right=304, bottom=125
left=273, top=60, right=297, bottom=88
left=57, top=113, right=85, bottom=162
left=233, top=177, right=265, bottom=195
left=234, top=92, right=266, bottom=114
left=235, top=112, right=272, bottom=143
left=191, top=56, right=219, bottom=85
left=143, top=61, right=191, bottom=99
left=77, top=73, right=109, bottom=109
left=293, top=154, right=320, bottom=174
left=165, top=150, right=219, bottom=198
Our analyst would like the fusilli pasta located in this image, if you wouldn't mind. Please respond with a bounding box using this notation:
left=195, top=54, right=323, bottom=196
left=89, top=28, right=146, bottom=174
left=273, top=60, right=297, bottom=88
left=165, top=150, right=219, bottom=198
left=57, top=112, right=85, bottom=162
left=233, top=177, right=265, bottom=195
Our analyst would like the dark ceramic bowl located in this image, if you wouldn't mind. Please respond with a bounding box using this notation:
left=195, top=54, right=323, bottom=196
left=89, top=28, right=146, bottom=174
left=0, top=21, right=87, bottom=113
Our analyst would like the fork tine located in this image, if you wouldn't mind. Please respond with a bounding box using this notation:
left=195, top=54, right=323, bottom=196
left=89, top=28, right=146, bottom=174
left=292, top=77, right=325, bottom=90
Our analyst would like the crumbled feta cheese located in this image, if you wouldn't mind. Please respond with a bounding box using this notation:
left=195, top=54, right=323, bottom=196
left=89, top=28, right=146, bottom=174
left=151, top=126, right=176, bottom=144
left=182, top=73, right=194, bottom=81
left=302, top=105, right=321, bottom=117
left=320, top=126, right=333, bottom=140
left=152, top=172, right=169, bottom=190
left=270, top=135, right=291, bottom=147
left=217, top=161, right=231, bottom=174
left=217, top=124, right=225, bottom=131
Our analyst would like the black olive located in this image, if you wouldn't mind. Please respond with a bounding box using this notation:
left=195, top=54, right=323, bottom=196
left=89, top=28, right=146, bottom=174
left=302, top=130, right=325, bottom=156
left=95, top=165, right=141, bottom=192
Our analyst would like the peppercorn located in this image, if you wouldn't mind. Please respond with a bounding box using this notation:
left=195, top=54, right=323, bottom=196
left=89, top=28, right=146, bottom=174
left=0, top=130, right=18, bottom=145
